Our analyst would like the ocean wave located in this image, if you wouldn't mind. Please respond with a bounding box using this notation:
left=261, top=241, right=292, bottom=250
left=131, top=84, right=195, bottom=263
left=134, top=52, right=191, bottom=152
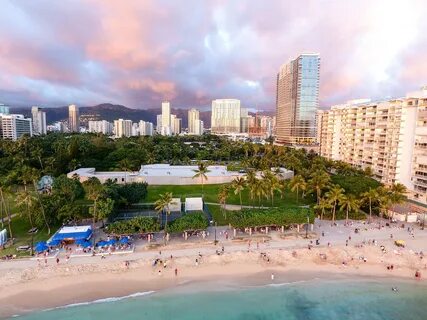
left=45, top=291, right=155, bottom=311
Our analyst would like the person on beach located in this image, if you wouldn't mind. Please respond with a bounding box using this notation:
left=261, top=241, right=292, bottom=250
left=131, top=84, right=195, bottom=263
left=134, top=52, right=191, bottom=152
left=56, top=258, right=59, bottom=264
left=271, top=273, right=275, bottom=281
left=175, top=268, right=178, bottom=276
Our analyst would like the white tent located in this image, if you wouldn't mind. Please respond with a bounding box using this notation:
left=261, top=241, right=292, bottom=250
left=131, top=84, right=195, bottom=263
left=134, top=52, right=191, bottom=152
left=185, top=197, right=203, bottom=212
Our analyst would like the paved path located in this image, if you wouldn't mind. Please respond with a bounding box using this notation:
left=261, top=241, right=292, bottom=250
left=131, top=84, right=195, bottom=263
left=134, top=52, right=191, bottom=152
left=1, top=218, right=426, bottom=271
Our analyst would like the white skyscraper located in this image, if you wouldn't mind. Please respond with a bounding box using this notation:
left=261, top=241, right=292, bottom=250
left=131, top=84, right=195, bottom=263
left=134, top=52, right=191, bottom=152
left=31, top=106, right=47, bottom=135
left=139, top=120, right=154, bottom=136
left=211, top=99, right=241, bottom=134
left=188, top=108, right=200, bottom=134
left=114, top=119, right=132, bottom=138
left=156, top=114, right=162, bottom=133
left=194, top=119, right=204, bottom=135
left=161, top=101, right=171, bottom=135
left=68, top=104, right=80, bottom=132
left=0, top=114, right=32, bottom=140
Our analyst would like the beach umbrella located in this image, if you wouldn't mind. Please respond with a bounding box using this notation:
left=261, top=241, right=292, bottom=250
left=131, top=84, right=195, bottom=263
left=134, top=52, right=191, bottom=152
left=35, top=241, right=48, bottom=253
left=119, top=237, right=129, bottom=244
left=81, top=241, right=92, bottom=248
left=96, top=240, right=107, bottom=247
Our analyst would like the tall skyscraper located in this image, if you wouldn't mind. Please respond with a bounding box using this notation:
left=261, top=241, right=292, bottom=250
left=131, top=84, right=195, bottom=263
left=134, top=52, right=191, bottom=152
left=31, top=106, right=47, bottom=135
left=114, top=119, right=132, bottom=138
left=194, top=119, right=204, bottom=135
left=68, top=104, right=80, bottom=132
left=276, top=54, right=320, bottom=145
left=188, top=108, right=200, bottom=134
left=0, top=114, right=32, bottom=140
left=211, top=99, right=241, bottom=134
left=173, top=117, right=182, bottom=134
left=161, top=101, right=171, bottom=135
left=156, top=114, right=162, bottom=133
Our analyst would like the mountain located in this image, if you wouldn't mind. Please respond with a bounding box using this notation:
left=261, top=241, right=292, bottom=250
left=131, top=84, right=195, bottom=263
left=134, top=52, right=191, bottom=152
left=10, top=103, right=271, bottom=128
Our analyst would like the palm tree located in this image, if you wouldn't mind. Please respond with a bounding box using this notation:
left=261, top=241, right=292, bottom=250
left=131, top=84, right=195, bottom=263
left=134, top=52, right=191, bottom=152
left=361, top=188, right=378, bottom=223
left=314, top=197, right=332, bottom=220
left=83, top=177, right=104, bottom=240
left=218, top=185, right=229, bottom=219
left=15, top=189, right=37, bottom=229
left=192, top=162, right=210, bottom=195
left=309, top=171, right=331, bottom=205
left=119, top=159, right=133, bottom=184
left=377, top=187, right=392, bottom=229
left=253, top=179, right=267, bottom=208
left=388, top=183, right=407, bottom=222
left=154, top=192, right=174, bottom=244
left=289, top=175, right=305, bottom=203
left=278, top=179, right=288, bottom=200
left=325, top=185, right=345, bottom=225
left=231, top=177, right=246, bottom=207
left=339, top=194, right=360, bottom=225
left=0, top=178, right=13, bottom=243
left=263, top=171, right=280, bottom=206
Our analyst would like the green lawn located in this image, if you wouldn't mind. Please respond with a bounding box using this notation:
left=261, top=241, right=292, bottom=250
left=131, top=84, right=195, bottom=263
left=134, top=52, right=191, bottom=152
left=144, top=184, right=314, bottom=208
left=0, top=217, right=54, bottom=257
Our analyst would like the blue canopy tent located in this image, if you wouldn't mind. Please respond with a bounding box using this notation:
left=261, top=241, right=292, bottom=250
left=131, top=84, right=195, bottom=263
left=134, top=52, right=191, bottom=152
left=47, top=239, right=61, bottom=246
left=35, top=241, right=49, bottom=253
left=119, top=237, right=129, bottom=244
left=51, top=226, right=92, bottom=243
left=106, top=239, right=117, bottom=246
left=96, top=240, right=108, bottom=247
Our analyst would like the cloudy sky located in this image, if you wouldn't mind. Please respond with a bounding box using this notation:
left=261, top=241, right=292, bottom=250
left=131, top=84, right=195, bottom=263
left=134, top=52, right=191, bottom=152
left=1, top=0, right=426, bottom=110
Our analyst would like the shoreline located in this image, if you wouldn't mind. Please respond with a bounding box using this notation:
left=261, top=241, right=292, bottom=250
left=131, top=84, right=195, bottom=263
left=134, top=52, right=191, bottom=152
left=1, top=244, right=426, bottom=319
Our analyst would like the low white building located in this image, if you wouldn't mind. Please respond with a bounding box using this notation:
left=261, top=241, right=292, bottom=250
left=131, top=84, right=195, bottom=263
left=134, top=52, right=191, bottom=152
left=68, top=164, right=243, bottom=185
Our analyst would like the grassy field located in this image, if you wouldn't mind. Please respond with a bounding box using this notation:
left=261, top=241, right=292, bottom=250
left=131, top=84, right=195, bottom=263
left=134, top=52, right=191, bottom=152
left=144, top=184, right=314, bottom=208
left=0, top=216, right=53, bottom=257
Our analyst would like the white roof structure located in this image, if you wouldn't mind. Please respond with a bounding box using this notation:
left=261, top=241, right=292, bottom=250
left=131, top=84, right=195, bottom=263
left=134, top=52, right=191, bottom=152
left=139, top=164, right=232, bottom=177
left=57, top=226, right=92, bottom=234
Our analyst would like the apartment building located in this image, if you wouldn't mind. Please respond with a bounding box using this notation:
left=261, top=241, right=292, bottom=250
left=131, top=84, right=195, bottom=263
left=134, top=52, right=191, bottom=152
left=318, top=87, right=427, bottom=204
left=88, top=120, right=113, bottom=135
left=0, top=114, right=33, bottom=140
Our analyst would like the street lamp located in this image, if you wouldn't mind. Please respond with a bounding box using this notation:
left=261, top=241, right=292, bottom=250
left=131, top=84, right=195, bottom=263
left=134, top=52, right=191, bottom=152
left=306, top=214, right=309, bottom=239
left=214, top=221, right=217, bottom=245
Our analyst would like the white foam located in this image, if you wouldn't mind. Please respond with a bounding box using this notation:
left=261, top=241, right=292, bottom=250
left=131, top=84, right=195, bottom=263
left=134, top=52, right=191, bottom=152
left=45, top=291, right=155, bottom=311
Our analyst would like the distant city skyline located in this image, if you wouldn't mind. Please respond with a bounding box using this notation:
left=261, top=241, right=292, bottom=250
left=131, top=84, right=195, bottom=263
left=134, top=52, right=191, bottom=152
left=1, top=1, right=426, bottom=109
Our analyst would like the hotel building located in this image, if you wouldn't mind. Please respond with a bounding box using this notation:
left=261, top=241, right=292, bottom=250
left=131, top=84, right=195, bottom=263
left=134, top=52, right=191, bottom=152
left=0, top=114, right=32, bottom=140
left=211, top=99, right=242, bottom=134
left=276, top=54, right=320, bottom=145
left=318, top=87, right=427, bottom=204
left=88, top=120, right=113, bottom=135
left=68, top=104, right=80, bottom=132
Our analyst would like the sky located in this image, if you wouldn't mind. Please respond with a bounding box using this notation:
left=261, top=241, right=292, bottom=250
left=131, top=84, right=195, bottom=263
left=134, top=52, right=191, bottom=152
left=1, top=0, right=427, bottom=110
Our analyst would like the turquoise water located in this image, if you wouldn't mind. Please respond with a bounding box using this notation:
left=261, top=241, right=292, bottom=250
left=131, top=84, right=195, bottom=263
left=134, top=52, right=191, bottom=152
left=15, top=279, right=427, bottom=320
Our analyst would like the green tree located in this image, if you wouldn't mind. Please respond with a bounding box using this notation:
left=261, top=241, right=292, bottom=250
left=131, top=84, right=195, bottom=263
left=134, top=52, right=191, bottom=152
left=361, top=188, right=378, bottom=223
left=218, top=185, right=230, bottom=219
left=289, top=175, right=306, bottom=203
left=154, top=192, right=175, bottom=245
left=314, top=197, right=332, bottom=220
left=309, top=170, right=331, bottom=205
left=231, top=177, right=246, bottom=207
left=339, top=194, right=361, bottom=225
left=83, top=177, right=104, bottom=236
left=192, top=162, right=210, bottom=195
left=325, top=185, right=345, bottom=225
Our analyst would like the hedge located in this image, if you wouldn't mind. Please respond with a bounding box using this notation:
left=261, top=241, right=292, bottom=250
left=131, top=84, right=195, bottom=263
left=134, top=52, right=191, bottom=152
left=229, top=207, right=314, bottom=229
left=168, top=212, right=209, bottom=232
left=106, top=216, right=160, bottom=234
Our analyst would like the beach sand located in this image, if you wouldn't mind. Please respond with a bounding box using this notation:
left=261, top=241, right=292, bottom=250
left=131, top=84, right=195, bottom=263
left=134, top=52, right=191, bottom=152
left=0, top=243, right=425, bottom=318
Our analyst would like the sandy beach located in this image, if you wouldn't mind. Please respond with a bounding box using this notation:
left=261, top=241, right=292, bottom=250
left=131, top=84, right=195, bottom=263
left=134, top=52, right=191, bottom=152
left=1, top=220, right=427, bottom=318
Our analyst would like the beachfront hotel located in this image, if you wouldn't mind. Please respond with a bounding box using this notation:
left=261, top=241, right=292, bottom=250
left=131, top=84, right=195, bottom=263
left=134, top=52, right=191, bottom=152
left=318, top=86, right=427, bottom=205
left=275, top=54, right=320, bottom=146
left=68, top=104, right=80, bottom=132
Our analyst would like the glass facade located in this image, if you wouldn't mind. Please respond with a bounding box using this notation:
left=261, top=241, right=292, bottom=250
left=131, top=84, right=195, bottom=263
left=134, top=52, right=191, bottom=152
left=276, top=54, right=320, bottom=145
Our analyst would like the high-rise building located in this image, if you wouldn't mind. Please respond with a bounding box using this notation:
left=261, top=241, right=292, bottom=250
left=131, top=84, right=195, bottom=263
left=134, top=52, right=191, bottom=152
left=211, top=99, right=241, bottom=134
left=318, top=86, right=427, bottom=205
left=131, top=123, right=139, bottom=136
left=0, top=114, right=32, bottom=140
left=276, top=54, right=320, bottom=145
left=139, top=120, right=154, bottom=136
left=188, top=108, right=200, bottom=134
left=161, top=101, right=171, bottom=135
left=113, top=119, right=132, bottom=138
left=31, top=106, right=47, bottom=135
left=156, top=114, right=162, bottom=133
left=88, top=120, right=113, bottom=135
left=68, top=104, right=80, bottom=132
left=0, top=104, right=10, bottom=115
left=194, top=120, right=204, bottom=135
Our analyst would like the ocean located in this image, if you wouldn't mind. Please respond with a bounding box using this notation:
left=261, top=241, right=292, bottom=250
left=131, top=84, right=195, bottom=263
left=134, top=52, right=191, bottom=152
left=14, top=278, right=427, bottom=320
